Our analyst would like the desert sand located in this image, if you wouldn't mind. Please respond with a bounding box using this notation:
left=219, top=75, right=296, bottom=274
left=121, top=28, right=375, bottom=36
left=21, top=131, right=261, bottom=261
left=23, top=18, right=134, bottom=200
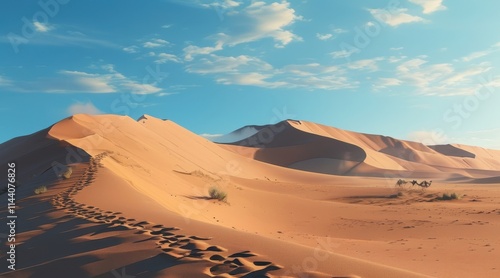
left=1, top=114, right=499, bottom=277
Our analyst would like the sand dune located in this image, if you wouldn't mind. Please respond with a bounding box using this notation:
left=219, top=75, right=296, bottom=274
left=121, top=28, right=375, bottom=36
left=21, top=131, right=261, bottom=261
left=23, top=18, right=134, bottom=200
left=220, top=120, right=500, bottom=179
left=1, top=114, right=500, bottom=278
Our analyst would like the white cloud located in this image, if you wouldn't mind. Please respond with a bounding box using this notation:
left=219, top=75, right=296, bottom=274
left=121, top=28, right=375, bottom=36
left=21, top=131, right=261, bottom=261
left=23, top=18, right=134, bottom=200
left=316, top=33, right=333, bottom=41
left=347, top=58, right=384, bottom=71
left=154, top=53, right=182, bottom=64
left=461, top=42, right=500, bottom=62
left=389, top=56, right=494, bottom=96
left=0, top=75, right=12, bottom=86
left=186, top=54, right=356, bottom=90
left=162, top=24, right=173, bottom=29
left=373, top=77, right=403, bottom=89
left=221, top=1, right=302, bottom=48
left=440, top=63, right=492, bottom=86
left=409, top=0, right=447, bottom=14
left=390, top=47, right=404, bottom=51
left=58, top=70, right=116, bottom=93
left=369, top=8, right=425, bottom=27
left=408, top=130, right=449, bottom=145
left=183, top=42, right=224, bottom=61
left=332, top=28, right=348, bottom=34
left=9, top=65, right=164, bottom=94
left=330, top=49, right=359, bottom=59
left=123, top=45, right=139, bottom=53
left=217, top=72, right=287, bottom=87
left=388, top=55, right=407, bottom=63
left=186, top=54, right=272, bottom=74
left=201, top=0, right=241, bottom=9
left=1, top=32, right=117, bottom=48
left=34, top=21, right=52, bottom=32
left=67, top=101, right=102, bottom=115
left=462, top=51, right=490, bottom=62
left=143, top=39, right=170, bottom=48
left=181, top=1, right=301, bottom=62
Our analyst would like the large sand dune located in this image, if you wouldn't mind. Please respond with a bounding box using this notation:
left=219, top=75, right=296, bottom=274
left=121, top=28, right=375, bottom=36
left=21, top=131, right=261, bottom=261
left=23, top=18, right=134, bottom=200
left=1, top=114, right=500, bottom=277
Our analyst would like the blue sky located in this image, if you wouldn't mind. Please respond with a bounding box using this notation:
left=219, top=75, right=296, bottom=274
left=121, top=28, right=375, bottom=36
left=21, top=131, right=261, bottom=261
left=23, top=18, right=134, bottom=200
left=1, top=0, right=500, bottom=149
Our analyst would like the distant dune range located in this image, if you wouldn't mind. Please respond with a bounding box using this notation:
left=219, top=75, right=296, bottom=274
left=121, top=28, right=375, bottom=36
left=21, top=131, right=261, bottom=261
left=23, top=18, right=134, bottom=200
left=1, top=114, right=500, bottom=277
left=220, top=120, right=500, bottom=180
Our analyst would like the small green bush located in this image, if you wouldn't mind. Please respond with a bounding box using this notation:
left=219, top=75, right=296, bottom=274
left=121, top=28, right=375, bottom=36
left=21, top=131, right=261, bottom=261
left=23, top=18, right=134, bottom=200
left=62, top=167, right=73, bottom=179
left=209, top=186, right=227, bottom=202
left=34, top=185, right=47, bottom=195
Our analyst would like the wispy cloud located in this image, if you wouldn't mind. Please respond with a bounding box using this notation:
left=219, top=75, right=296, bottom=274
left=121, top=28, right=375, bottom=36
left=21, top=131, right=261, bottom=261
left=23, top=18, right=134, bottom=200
left=369, top=8, right=425, bottom=27
left=409, top=0, right=447, bottom=14
left=316, top=33, right=333, bottom=41
left=408, top=130, right=449, bottom=145
left=347, top=57, right=384, bottom=71
left=186, top=54, right=356, bottom=90
left=373, top=77, right=403, bottom=90
left=200, top=0, right=241, bottom=9
left=182, top=0, right=301, bottom=61
left=143, top=39, right=170, bottom=48
left=381, top=56, right=497, bottom=96
left=0, top=28, right=118, bottom=49
left=34, top=21, right=53, bottom=32
left=316, top=28, right=347, bottom=41
left=461, top=42, right=500, bottom=62
left=4, top=64, right=163, bottom=94
left=222, top=1, right=302, bottom=48
left=330, top=49, right=359, bottom=59
left=184, top=42, right=224, bottom=61
left=0, top=75, right=12, bottom=87
left=154, top=53, right=182, bottom=64
left=67, top=101, right=103, bottom=115
left=123, top=45, right=139, bottom=53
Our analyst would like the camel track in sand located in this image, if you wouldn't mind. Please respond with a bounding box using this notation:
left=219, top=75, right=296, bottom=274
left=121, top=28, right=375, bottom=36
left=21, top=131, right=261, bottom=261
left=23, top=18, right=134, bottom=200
left=50, top=152, right=283, bottom=277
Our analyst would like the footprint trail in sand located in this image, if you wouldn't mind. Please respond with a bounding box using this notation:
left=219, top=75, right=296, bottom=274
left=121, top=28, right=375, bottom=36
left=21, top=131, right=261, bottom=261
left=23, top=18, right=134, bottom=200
left=51, top=152, right=283, bottom=277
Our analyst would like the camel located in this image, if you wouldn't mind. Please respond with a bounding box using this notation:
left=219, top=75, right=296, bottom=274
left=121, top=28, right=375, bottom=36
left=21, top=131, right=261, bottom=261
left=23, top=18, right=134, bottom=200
left=420, top=180, right=432, bottom=188
left=396, top=179, right=407, bottom=187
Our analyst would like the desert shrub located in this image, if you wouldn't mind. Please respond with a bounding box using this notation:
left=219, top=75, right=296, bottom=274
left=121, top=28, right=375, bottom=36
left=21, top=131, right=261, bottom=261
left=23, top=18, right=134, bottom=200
left=209, top=186, right=227, bottom=202
left=34, top=185, right=47, bottom=195
left=440, top=192, right=460, bottom=200
left=62, top=167, right=73, bottom=179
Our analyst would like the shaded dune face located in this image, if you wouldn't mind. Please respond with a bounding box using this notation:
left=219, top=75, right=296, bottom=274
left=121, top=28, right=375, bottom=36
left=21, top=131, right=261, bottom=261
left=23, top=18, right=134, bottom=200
left=0, top=125, right=90, bottom=197
left=231, top=122, right=366, bottom=174
left=227, top=121, right=367, bottom=175
left=429, top=144, right=476, bottom=158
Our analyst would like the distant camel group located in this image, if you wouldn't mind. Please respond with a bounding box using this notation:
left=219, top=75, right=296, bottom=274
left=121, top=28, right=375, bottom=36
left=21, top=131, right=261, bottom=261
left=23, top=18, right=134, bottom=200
left=396, top=179, right=432, bottom=189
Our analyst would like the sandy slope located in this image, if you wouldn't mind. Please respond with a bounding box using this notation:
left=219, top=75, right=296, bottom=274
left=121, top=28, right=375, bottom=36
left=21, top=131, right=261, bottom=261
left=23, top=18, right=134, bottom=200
left=1, top=114, right=500, bottom=277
